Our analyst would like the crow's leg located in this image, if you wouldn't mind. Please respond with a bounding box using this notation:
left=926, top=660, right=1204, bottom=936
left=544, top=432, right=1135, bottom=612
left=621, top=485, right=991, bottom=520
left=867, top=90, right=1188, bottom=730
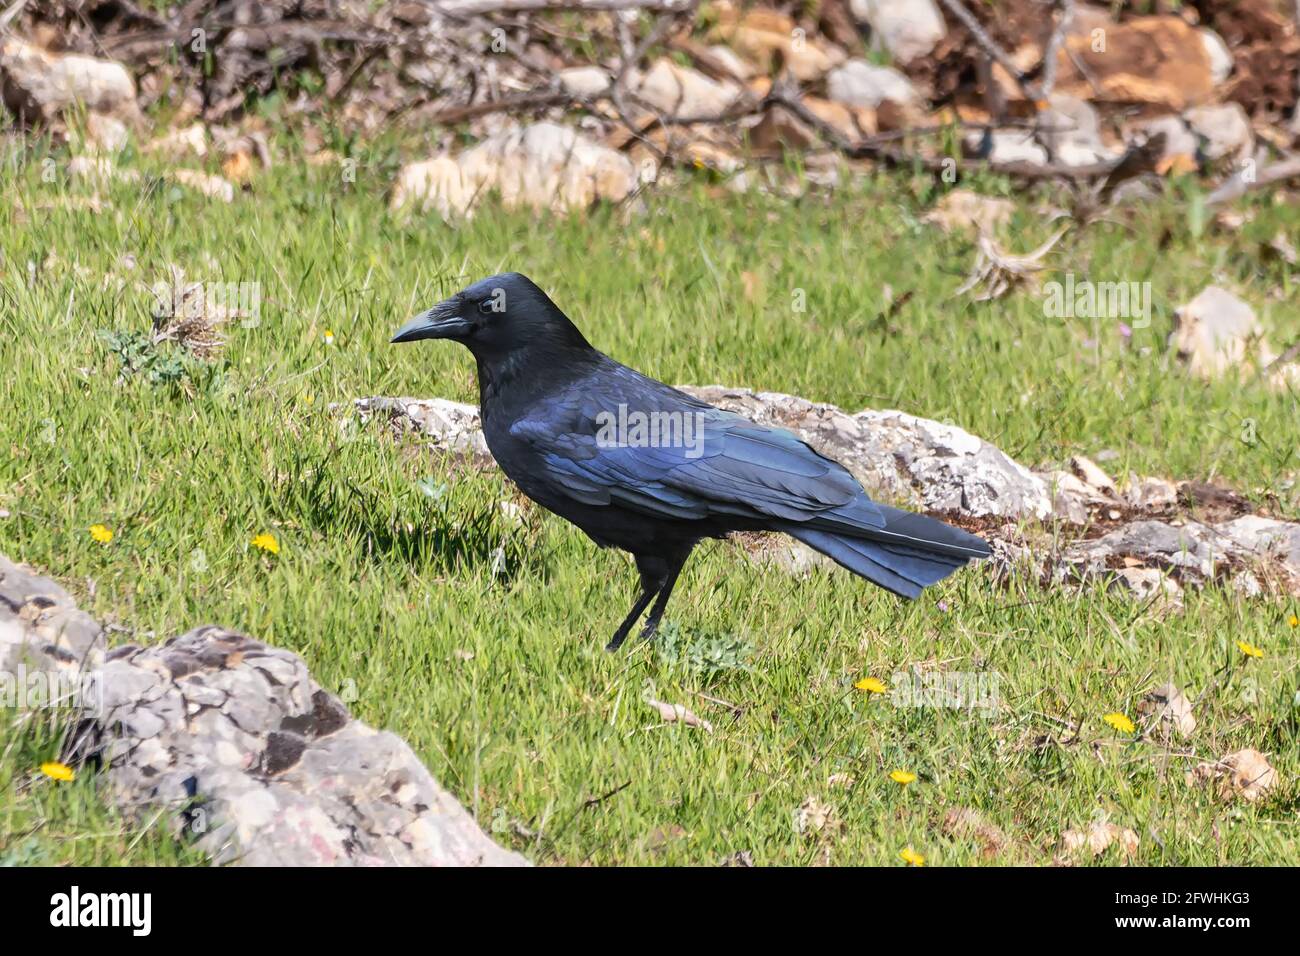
left=638, top=549, right=691, bottom=643
left=605, top=584, right=659, bottom=652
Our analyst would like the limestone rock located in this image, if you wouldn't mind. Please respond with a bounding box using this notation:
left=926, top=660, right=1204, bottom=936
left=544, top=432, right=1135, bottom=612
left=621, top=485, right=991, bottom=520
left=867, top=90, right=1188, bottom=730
left=826, top=59, right=917, bottom=110
left=1064, top=520, right=1220, bottom=581
left=851, top=0, right=946, bottom=65
left=391, top=122, right=641, bottom=219
left=1185, top=103, right=1253, bottom=163
left=558, top=66, right=611, bottom=98
left=630, top=59, right=744, bottom=117
left=353, top=396, right=490, bottom=457
left=1, top=555, right=525, bottom=866
left=1170, top=286, right=1261, bottom=380
left=0, top=36, right=138, bottom=124
left=682, top=386, right=1053, bottom=519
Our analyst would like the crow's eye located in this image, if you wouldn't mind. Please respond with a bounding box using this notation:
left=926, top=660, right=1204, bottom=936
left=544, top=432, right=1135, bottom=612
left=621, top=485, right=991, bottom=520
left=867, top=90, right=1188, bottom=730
left=477, top=299, right=496, bottom=315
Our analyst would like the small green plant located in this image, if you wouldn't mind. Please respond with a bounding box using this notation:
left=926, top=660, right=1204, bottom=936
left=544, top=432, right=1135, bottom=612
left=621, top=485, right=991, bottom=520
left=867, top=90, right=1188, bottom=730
left=655, top=621, right=754, bottom=677
left=96, top=328, right=219, bottom=391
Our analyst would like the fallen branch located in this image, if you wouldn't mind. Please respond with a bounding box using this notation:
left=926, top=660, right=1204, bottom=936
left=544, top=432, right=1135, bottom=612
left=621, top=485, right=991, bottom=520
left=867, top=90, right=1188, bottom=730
left=425, top=0, right=694, bottom=13
left=1205, top=155, right=1300, bottom=207
left=768, top=89, right=1118, bottom=182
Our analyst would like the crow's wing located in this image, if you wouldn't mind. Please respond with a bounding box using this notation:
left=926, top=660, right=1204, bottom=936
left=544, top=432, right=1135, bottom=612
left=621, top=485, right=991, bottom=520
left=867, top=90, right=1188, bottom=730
left=508, top=366, right=892, bottom=533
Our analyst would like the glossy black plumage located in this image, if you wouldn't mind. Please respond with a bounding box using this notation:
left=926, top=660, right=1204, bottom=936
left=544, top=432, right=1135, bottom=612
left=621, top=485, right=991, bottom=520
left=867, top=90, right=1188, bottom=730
left=392, top=273, right=990, bottom=649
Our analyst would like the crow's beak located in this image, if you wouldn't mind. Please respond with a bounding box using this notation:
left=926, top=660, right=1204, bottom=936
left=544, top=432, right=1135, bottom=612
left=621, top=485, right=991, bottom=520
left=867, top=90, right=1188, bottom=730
left=391, top=298, right=471, bottom=343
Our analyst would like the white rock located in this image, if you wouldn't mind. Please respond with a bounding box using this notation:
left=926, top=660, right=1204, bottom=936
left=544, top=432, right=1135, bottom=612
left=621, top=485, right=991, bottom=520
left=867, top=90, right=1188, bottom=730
left=1070, top=454, right=1117, bottom=496
left=1108, top=567, right=1183, bottom=605
left=391, top=122, right=641, bottom=219
left=630, top=58, right=744, bottom=116
left=851, top=0, right=947, bottom=64
left=1170, top=286, right=1258, bottom=379
left=558, top=66, right=610, bottom=98
left=706, top=44, right=757, bottom=81
left=1216, top=515, right=1300, bottom=577
left=83, top=112, right=129, bottom=153
left=0, top=36, right=138, bottom=122
left=1185, top=103, right=1253, bottom=163
left=826, top=59, right=917, bottom=109
left=1125, top=476, right=1178, bottom=510
left=146, top=123, right=208, bottom=159
left=967, top=129, right=1048, bottom=166
left=1039, top=93, right=1115, bottom=165
left=170, top=169, right=235, bottom=202
left=1199, top=28, right=1234, bottom=85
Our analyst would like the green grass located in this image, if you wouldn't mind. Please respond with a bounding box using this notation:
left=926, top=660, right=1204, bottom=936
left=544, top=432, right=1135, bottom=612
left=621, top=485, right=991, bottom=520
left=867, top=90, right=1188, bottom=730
left=1, top=139, right=1297, bottom=865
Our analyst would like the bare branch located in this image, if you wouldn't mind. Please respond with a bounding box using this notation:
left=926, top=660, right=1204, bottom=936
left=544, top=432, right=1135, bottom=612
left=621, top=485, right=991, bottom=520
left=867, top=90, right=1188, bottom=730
left=1205, top=155, right=1300, bottom=206
left=425, top=0, right=694, bottom=14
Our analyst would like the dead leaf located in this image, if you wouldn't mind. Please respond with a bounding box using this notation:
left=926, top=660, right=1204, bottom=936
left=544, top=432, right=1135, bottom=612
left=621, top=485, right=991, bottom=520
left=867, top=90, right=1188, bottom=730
left=1059, top=821, right=1139, bottom=860
left=1187, top=748, right=1277, bottom=803
left=1137, top=682, right=1196, bottom=738
left=794, top=796, right=839, bottom=836
left=923, top=189, right=1014, bottom=236
left=646, top=698, right=713, bottom=732
left=942, top=807, right=1008, bottom=858
left=645, top=823, right=687, bottom=852
left=222, top=150, right=254, bottom=184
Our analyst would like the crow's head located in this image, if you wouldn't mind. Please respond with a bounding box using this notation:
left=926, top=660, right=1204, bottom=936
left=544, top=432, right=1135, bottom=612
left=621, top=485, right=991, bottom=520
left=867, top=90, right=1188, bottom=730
left=391, top=272, right=589, bottom=359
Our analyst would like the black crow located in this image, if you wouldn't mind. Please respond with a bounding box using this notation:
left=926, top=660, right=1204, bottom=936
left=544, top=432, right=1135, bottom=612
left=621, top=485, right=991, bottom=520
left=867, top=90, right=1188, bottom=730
left=393, top=273, right=990, bottom=650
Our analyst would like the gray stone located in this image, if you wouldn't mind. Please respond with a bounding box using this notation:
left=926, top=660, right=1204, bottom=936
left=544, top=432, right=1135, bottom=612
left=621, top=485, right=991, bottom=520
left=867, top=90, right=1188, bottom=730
left=353, top=396, right=490, bottom=456
left=1170, top=286, right=1259, bottom=380
left=826, top=59, right=917, bottom=109
left=1215, top=515, right=1300, bottom=579
left=1039, top=94, right=1115, bottom=166
left=850, top=0, right=946, bottom=64
left=1185, top=103, right=1252, bottom=163
left=1, top=560, right=526, bottom=867
left=1064, top=520, right=1220, bottom=580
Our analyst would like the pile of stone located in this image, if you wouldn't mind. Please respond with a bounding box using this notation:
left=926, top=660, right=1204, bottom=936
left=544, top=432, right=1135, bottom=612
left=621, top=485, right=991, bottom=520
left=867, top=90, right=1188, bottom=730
left=0, top=554, right=525, bottom=867
left=2, top=1, right=1297, bottom=215
left=352, top=380, right=1300, bottom=605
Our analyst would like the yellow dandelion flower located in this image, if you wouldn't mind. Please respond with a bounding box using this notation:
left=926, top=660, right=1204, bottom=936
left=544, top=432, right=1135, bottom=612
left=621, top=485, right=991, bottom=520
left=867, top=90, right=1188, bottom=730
left=1103, top=712, right=1136, bottom=734
left=40, top=761, right=75, bottom=782
left=1236, top=640, right=1264, bottom=659
left=1287, top=615, right=1298, bottom=629
left=89, top=524, right=113, bottom=544
left=251, top=533, right=280, bottom=555
left=889, top=770, right=918, bottom=785
left=855, top=676, right=887, bottom=694
left=899, top=846, right=925, bottom=866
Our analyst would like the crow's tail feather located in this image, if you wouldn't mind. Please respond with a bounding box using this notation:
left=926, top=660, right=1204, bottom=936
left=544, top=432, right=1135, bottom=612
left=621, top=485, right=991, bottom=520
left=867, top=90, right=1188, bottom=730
left=785, top=509, right=989, bottom=599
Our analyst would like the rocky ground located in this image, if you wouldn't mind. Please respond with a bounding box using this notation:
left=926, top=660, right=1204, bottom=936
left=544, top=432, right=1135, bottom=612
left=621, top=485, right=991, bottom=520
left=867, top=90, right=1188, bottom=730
left=3, top=1, right=1299, bottom=219
left=355, top=386, right=1300, bottom=607
left=1, top=553, right=526, bottom=865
